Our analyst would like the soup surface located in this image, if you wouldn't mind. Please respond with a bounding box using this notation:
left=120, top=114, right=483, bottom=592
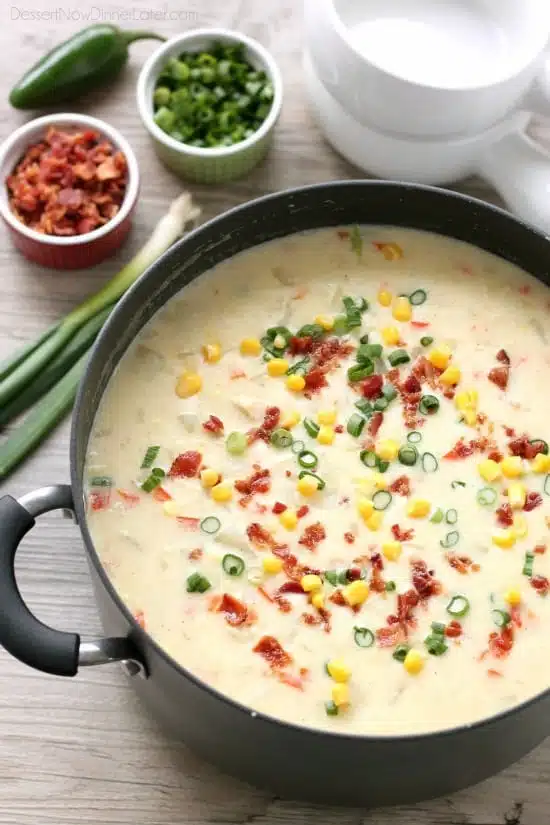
left=86, top=227, right=550, bottom=735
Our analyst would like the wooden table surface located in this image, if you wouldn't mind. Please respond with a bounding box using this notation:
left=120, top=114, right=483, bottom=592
left=1, top=1, right=550, bottom=823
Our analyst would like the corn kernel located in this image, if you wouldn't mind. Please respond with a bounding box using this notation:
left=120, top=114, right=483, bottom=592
left=357, top=497, right=374, bottom=521
left=504, top=588, right=522, bottom=607
left=439, top=365, right=461, bottom=386
left=211, top=482, right=233, bottom=503
left=462, top=409, right=477, bottom=427
left=376, top=439, right=399, bottom=462
left=317, top=425, right=335, bottom=445
left=200, top=468, right=220, bottom=488
left=532, top=453, right=550, bottom=473
left=407, top=499, right=431, bottom=518
left=512, top=514, right=528, bottom=539
left=326, top=659, right=351, bottom=683
left=279, top=509, right=298, bottom=530
left=343, top=579, right=370, bottom=606
left=301, top=574, right=323, bottom=592
left=455, top=389, right=478, bottom=411
left=492, top=529, right=516, bottom=549
left=315, top=314, right=334, bottom=331
left=365, top=511, right=383, bottom=531
left=392, top=296, right=413, bottom=322
left=382, top=540, right=402, bottom=561
left=311, top=592, right=325, bottom=610
left=381, top=326, right=400, bottom=345
left=281, top=410, right=301, bottom=429
left=262, top=555, right=284, bottom=575
left=373, top=473, right=388, bottom=489
left=240, top=337, right=262, bottom=356
left=478, top=459, right=501, bottom=483
left=286, top=374, right=306, bottom=392
left=508, top=482, right=527, bottom=510
left=378, top=289, right=393, bottom=307
left=175, top=371, right=202, bottom=398
left=297, top=475, right=320, bottom=497
left=331, top=683, right=350, bottom=707
left=318, top=409, right=337, bottom=425
left=428, top=346, right=452, bottom=370
left=162, top=500, right=180, bottom=517
left=267, top=358, right=289, bottom=377
left=202, top=343, right=222, bottom=363
left=501, top=456, right=524, bottom=478
left=404, top=649, right=425, bottom=675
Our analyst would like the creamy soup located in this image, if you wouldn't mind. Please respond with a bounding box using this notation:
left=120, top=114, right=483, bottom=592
left=86, top=227, right=550, bottom=736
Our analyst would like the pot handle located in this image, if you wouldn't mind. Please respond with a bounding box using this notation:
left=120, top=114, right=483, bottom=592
left=0, top=486, right=147, bottom=679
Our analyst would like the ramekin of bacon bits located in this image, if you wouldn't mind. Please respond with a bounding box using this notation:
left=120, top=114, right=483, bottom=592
left=0, top=113, right=139, bottom=269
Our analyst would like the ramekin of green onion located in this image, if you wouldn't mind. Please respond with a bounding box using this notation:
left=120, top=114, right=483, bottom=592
left=136, top=28, right=283, bottom=184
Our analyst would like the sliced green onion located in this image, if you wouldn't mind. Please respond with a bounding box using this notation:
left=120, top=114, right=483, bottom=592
left=419, top=395, right=440, bottom=415
left=222, top=553, right=245, bottom=576
left=303, top=418, right=320, bottom=438
left=359, top=333, right=369, bottom=344
left=407, top=431, right=422, bottom=444
left=350, top=225, right=363, bottom=259
left=451, top=480, right=466, bottom=489
left=422, top=452, right=438, bottom=473
left=325, top=700, right=339, bottom=716
left=332, top=315, right=350, bottom=336
left=522, top=551, right=535, bottom=577
left=358, top=343, right=382, bottom=361
left=337, top=569, right=350, bottom=585
left=477, top=487, right=497, bottom=507
left=492, top=609, right=511, bottom=628
left=388, top=349, right=410, bottom=367
left=298, top=470, right=325, bottom=491
left=385, top=580, right=396, bottom=592
left=430, top=507, right=444, bottom=524
left=446, top=595, right=470, bottom=617
left=348, top=363, right=374, bottom=382
left=266, top=325, right=292, bottom=346
left=392, top=644, right=410, bottom=662
left=226, top=431, right=248, bottom=455
left=186, top=572, right=211, bottom=593
left=345, top=311, right=362, bottom=330
left=141, top=467, right=165, bottom=493
left=296, top=324, right=324, bottom=340
left=343, top=295, right=368, bottom=314
left=287, top=357, right=310, bottom=375
left=440, top=530, right=459, bottom=548
left=140, top=445, right=160, bottom=469
left=298, top=450, right=318, bottom=470
left=373, top=490, right=392, bottom=510
left=373, top=397, right=389, bottom=412
left=270, top=428, right=293, bottom=449
left=420, top=336, right=434, bottom=347
left=89, top=475, right=112, bottom=487
left=398, top=445, right=418, bottom=466
left=377, top=459, right=390, bottom=473
left=409, top=289, right=427, bottom=306
left=291, top=440, right=305, bottom=455
left=347, top=413, right=366, bottom=437
left=446, top=508, right=458, bottom=525
left=424, top=633, right=448, bottom=656
left=360, top=450, right=378, bottom=469
left=431, top=621, right=446, bottom=635
left=354, top=627, right=375, bottom=648
left=382, top=383, right=397, bottom=402
left=530, top=439, right=549, bottom=455
left=355, top=398, right=373, bottom=416
left=200, top=516, right=221, bottom=535
left=544, top=474, right=550, bottom=496
left=324, top=570, right=339, bottom=586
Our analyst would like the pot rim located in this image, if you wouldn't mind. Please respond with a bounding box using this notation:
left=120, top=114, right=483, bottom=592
left=71, top=178, right=550, bottom=743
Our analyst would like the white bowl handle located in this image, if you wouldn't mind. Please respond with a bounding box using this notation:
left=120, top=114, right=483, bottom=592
left=476, top=123, right=550, bottom=235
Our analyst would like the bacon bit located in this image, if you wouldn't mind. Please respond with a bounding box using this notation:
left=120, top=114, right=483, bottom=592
left=488, top=450, right=503, bottom=463
left=293, top=286, right=308, bottom=300
left=391, top=524, right=415, bottom=542
left=6, top=126, right=127, bottom=236
left=335, top=424, right=344, bottom=434
left=396, top=588, right=420, bottom=631
left=496, top=349, right=511, bottom=365
left=518, top=285, right=531, bottom=295
left=168, top=451, right=202, bottom=478
left=372, top=241, right=403, bottom=260
left=216, top=593, right=254, bottom=627
left=329, top=589, right=360, bottom=613
left=298, top=522, right=326, bottom=552
left=248, top=407, right=281, bottom=444
left=402, top=374, right=422, bottom=395
left=272, top=547, right=320, bottom=583
left=235, top=466, right=271, bottom=498
left=89, top=489, right=111, bottom=511
left=285, top=470, right=292, bottom=478
left=277, top=671, right=304, bottom=690
left=488, top=365, right=509, bottom=390
left=389, top=475, right=411, bottom=497
left=246, top=522, right=276, bottom=548
left=301, top=610, right=332, bottom=633
left=346, top=566, right=363, bottom=582
left=176, top=516, right=200, bottom=530
left=188, top=548, right=203, bottom=561
left=376, top=624, right=405, bottom=647
left=304, top=366, right=327, bottom=394
left=510, top=606, right=522, bottom=628
left=257, top=585, right=274, bottom=603
left=496, top=503, right=513, bottom=527
left=255, top=503, right=268, bottom=515
left=524, top=492, right=543, bottom=512
left=503, top=425, right=516, bottom=437
left=534, top=544, right=547, bottom=555
left=253, top=635, right=293, bottom=669
left=411, top=356, right=437, bottom=389
left=487, top=669, right=503, bottom=678
left=369, top=561, right=386, bottom=593
left=446, top=552, right=479, bottom=574
left=296, top=505, right=310, bottom=519
left=288, top=336, right=315, bottom=356
left=152, top=486, right=171, bottom=503
left=508, top=435, right=544, bottom=460
left=344, top=531, right=355, bottom=544
left=230, top=369, right=247, bottom=380
left=116, top=489, right=140, bottom=507
left=303, top=338, right=355, bottom=397
left=368, top=411, right=384, bottom=438
left=411, top=559, right=441, bottom=600
left=272, top=501, right=287, bottom=515
left=445, top=620, right=462, bottom=638
left=134, top=610, right=146, bottom=630
left=444, top=439, right=475, bottom=460
left=202, top=415, right=224, bottom=435
left=410, top=321, right=430, bottom=329
left=337, top=229, right=350, bottom=240
left=361, top=374, right=384, bottom=399
left=530, top=575, right=550, bottom=595
left=273, top=580, right=305, bottom=612
left=488, top=624, right=514, bottom=658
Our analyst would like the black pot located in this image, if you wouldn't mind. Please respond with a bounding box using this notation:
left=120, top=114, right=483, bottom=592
left=1, top=181, right=550, bottom=807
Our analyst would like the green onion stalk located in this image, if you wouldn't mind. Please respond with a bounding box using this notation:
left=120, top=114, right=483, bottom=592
left=0, top=192, right=200, bottom=479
